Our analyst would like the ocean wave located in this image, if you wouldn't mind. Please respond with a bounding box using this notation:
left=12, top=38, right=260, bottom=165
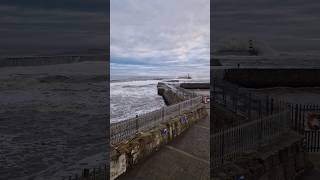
left=110, top=79, right=165, bottom=123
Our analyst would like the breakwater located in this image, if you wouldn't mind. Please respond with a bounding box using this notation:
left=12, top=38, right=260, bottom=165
left=157, top=82, right=184, bottom=105
left=180, top=82, right=210, bottom=89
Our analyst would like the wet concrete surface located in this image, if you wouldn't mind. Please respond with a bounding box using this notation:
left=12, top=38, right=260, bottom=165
left=298, top=153, right=320, bottom=180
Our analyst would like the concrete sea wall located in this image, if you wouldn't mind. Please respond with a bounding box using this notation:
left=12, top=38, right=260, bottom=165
left=157, top=83, right=184, bottom=105
left=224, top=69, right=320, bottom=88
left=180, top=83, right=210, bottom=89
left=110, top=105, right=208, bottom=180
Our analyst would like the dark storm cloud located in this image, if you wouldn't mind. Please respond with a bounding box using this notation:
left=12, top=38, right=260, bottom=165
left=0, top=0, right=107, bottom=56
left=213, top=0, right=320, bottom=52
left=0, top=0, right=106, bottom=13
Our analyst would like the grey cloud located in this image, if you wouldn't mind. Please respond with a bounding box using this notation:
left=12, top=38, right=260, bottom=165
left=111, top=0, right=209, bottom=77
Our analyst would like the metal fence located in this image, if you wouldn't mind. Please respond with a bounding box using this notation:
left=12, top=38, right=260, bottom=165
left=212, top=79, right=292, bottom=168
left=212, top=110, right=290, bottom=169
left=213, top=80, right=288, bottom=124
left=289, top=104, right=320, bottom=132
left=110, top=96, right=203, bottom=145
left=305, top=130, right=320, bottom=152
left=62, top=165, right=108, bottom=180
left=290, top=104, right=320, bottom=152
left=212, top=80, right=320, bottom=158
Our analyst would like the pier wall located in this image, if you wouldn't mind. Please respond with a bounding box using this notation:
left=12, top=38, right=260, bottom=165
left=180, top=83, right=210, bottom=89
left=224, top=69, right=320, bottom=88
left=157, top=83, right=184, bottom=105
left=110, top=105, right=208, bottom=180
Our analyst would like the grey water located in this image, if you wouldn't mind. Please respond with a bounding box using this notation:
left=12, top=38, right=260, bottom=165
left=110, top=76, right=169, bottom=123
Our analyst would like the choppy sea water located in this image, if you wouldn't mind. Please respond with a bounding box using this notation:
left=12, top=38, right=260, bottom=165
left=110, top=79, right=166, bottom=123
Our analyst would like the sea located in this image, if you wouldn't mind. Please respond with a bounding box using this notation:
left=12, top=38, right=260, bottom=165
left=110, top=76, right=168, bottom=123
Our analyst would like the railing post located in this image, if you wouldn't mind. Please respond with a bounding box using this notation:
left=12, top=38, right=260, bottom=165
left=191, top=98, right=193, bottom=107
left=271, top=98, right=274, bottom=115
left=258, top=100, right=262, bottom=119
left=266, top=96, right=269, bottom=115
left=135, top=115, right=139, bottom=132
left=258, top=119, right=263, bottom=148
left=248, top=93, right=251, bottom=121
left=162, top=107, right=165, bottom=121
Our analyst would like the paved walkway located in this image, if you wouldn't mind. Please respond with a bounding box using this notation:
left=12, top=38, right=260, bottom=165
left=118, top=103, right=210, bottom=180
left=298, top=153, right=320, bottom=180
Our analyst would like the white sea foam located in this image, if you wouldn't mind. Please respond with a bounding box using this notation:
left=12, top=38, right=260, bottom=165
left=110, top=79, right=165, bottom=123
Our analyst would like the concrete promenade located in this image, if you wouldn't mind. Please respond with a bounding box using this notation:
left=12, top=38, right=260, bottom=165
left=117, top=103, right=210, bottom=180
left=298, top=153, right=320, bottom=180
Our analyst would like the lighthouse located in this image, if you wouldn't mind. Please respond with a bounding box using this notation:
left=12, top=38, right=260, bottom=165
left=248, top=40, right=258, bottom=55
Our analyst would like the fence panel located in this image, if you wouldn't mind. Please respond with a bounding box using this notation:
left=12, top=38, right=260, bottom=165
left=110, top=96, right=203, bottom=145
left=62, top=165, right=108, bottom=180
left=214, top=79, right=320, bottom=154
left=212, top=111, right=290, bottom=169
left=214, top=81, right=290, bottom=125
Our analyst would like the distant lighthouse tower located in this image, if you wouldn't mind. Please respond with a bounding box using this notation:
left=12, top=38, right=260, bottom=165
left=248, top=40, right=258, bottom=55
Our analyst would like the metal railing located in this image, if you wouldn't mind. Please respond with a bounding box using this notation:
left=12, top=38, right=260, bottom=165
left=212, top=79, right=293, bottom=169
left=110, top=96, right=202, bottom=145
left=212, top=110, right=290, bottom=169
left=62, top=165, right=108, bottom=180
left=213, top=80, right=288, bottom=123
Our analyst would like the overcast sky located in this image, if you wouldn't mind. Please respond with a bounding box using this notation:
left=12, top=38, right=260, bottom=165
left=110, top=0, right=210, bottom=79
left=213, top=0, right=320, bottom=52
left=0, top=0, right=107, bottom=56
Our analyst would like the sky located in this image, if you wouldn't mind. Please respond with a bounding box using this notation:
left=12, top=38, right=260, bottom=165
left=0, top=0, right=107, bottom=56
left=110, top=0, right=210, bottom=79
left=213, top=0, right=320, bottom=53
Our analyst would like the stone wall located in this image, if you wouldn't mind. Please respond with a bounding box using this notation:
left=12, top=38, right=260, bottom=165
left=212, top=132, right=307, bottom=180
left=110, top=105, right=208, bottom=180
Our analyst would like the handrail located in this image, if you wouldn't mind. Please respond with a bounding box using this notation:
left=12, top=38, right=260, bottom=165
left=110, top=96, right=203, bottom=145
